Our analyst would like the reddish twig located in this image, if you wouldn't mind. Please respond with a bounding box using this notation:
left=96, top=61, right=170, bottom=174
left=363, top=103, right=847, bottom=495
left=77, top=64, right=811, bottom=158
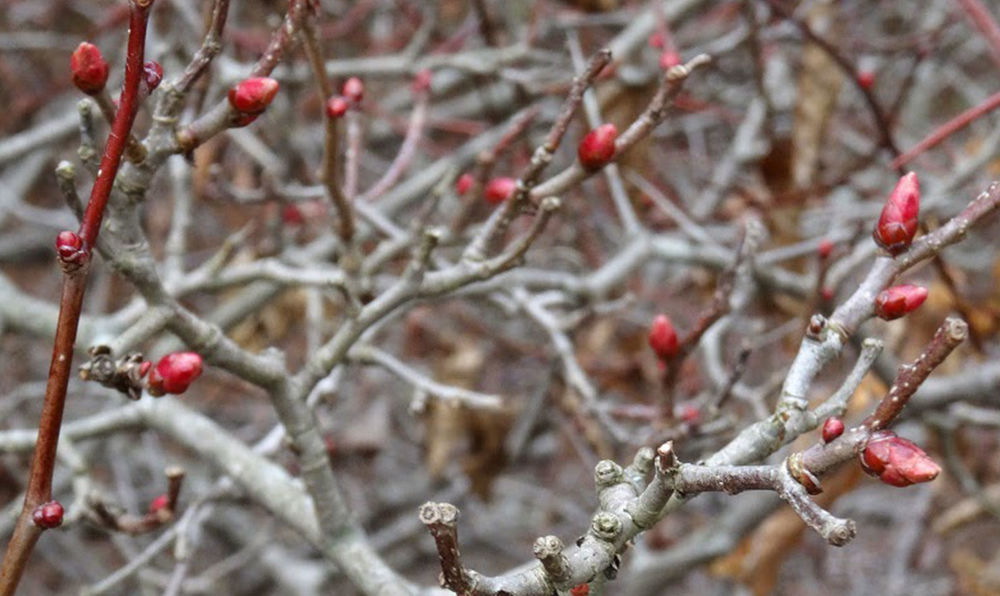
left=891, top=90, right=1000, bottom=169
left=954, top=0, right=1000, bottom=72
left=0, top=2, right=152, bottom=593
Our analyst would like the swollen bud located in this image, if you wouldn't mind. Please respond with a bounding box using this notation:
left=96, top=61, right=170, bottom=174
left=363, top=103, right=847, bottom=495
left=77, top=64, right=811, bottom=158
left=342, top=76, right=364, bottom=103
left=412, top=69, right=432, bottom=94
left=821, top=417, right=844, bottom=443
left=484, top=177, right=517, bottom=205
left=325, top=96, right=349, bottom=119
left=856, top=70, right=875, bottom=90
left=860, top=430, right=940, bottom=487
left=577, top=123, right=618, bottom=170
left=873, top=172, right=920, bottom=256
left=874, top=284, right=927, bottom=321
left=455, top=173, right=474, bottom=196
left=659, top=50, right=681, bottom=70
left=149, top=493, right=169, bottom=515
left=55, top=230, right=87, bottom=271
left=32, top=500, right=64, bottom=529
left=146, top=352, right=203, bottom=397
left=71, top=42, right=109, bottom=95
left=228, top=77, right=280, bottom=115
left=143, top=61, right=163, bottom=92
left=648, top=314, right=679, bottom=361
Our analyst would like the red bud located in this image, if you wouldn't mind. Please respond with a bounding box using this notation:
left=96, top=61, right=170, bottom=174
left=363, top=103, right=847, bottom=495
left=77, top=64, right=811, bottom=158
left=677, top=402, right=701, bottom=425
left=484, top=177, right=516, bottom=205
left=873, top=172, right=919, bottom=256
left=821, top=417, right=844, bottom=443
left=648, top=314, right=679, bottom=361
left=412, top=69, right=432, bottom=94
left=577, top=123, right=618, bottom=170
left=342, top=76, right=364, bottom=103
left=325, top=96, right=349, bottom=119
left=147, top=352, right=203, bottom=396
left=659, top=50, right=681, bottom=70
left=142, top=61, right=163, bottom=92
left=32, top=500, right=64, bottom=529
left=648, top=32, right=665, bottom=49
left=228, top=77, right=279, bottom=114
left=71, top=42, right=109, bottom=95
left=860, top=430, right=940, bottom=487
left=857, top=70, right=875, bottom=90
left=570, top=585, right=590, bottom=596
left=149, top=493, right=169, bottom=515
left=874, top=284, right=927, bottom=321
left=455, top=173, right=474, bottom=196
left=817, top=239, right=834, bottom=259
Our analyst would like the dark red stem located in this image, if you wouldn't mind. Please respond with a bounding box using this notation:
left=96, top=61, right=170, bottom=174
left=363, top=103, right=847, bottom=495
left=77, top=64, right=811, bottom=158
left=0, top=2, right=152, bottom=593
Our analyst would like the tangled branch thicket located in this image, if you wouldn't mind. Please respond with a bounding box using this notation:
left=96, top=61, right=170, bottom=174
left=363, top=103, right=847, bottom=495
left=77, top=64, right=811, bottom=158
left=2, top=0, right=1000, bottom=594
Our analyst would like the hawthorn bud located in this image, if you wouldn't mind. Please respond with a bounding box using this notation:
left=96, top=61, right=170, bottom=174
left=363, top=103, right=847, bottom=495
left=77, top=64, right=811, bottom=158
left=32, top=500, right=64, bottom=529
left=342, top=76, right=364, bottom=103
left=146, top=352, right=203, bottom=397
left=648, top=314, right=679, bottom=361
left=412, top=68, right=432, bottom=94
left=228, top=77, right=279, bottom=115
left=873, top=172, right=919, bottom=256
left=659, top=50, right=681, bottom=70
left=860, top=430, right=940, bottom=487
left=71, top=42, right=109, bottom=95
left=149, top=493, right=169, bottom=515
left=857, top=70, right=875, bottom=90
left=577, top=123, right=618, bottom=171
left=142, top=61, right=163, bottom=92
left=817, top=239, right=834, bottom=259
left=455, top=173, right=474, bottom=196
left=325, top=96, right=349, bottom=119
left=484, top=177, right=517, bottom=205
left=874, top=284, right=927, bottom=321
left=821, top=417, right=844, bottom=443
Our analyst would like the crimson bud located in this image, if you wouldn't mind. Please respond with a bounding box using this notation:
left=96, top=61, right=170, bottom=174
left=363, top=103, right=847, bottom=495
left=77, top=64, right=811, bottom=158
left=577, top=123, right=618, bottom=170
left=659, top=50, right=681, bottom=70
left=412, top=69, right=432, bottom=94
left=821, top=417, right=844, bottom=443
left=873, top=172, right=920, bottom=256
left=342, top=76, right=364, bottom=103
left=874, top=284, right=927, bottom=321
left=455, top=173, right=474, bottom=196
left=228, top=77, right=280, bottom=115
left=143, top=61, right=163, bottom=91
left=857, top=70, right=875, bottom=90
left=32, top=500, right=64, bottom=529
left=70, top=42, right=109, bottom=95
left=149, top=493, right=169, bottom=515
left=325, top=96, right=349, bottom=119
left=648, top=32, right=665, bottom=49
left=817, top=239, right=834, bottom=259
left=570, top=585, right=590, bottom=596
left=146, top=352, right=203, bottom=397
left=484, top=177, right=516, bottom=205
left=860, top=430, right=940, bottom=487
left=648, top=314, right=679, bottom=361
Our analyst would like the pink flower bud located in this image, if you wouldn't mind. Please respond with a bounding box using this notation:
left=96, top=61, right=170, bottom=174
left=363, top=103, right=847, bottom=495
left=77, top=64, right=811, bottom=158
left=860, top=430, right=940, bottom=487
left=342, top=76, right=364, bottom=103
left=648, top=32, right=665, bottom=49
left=455, top=173, right=474, bottom=196
left=577, top=123, right=618, bottom=170
left=484, top=177, right=517, bottom=205
left=32, top=500, right=64, bottom=529
left=659, top=50, right=681, bottom=70
left=412, top=68, right=432, bottom=94
left=142, top=61, right=163, bottom=92
left=821, top=417, right=844, bottom=443
left=325, top=96, right=349, bottom=119
left=146, top=352, right=203, bottom=397
left=55, top=230, right=87, bottom=271
left=857, top=70, right=875, bottom=90
left=874, top=284, right=927, bottom=321
left=149, top=493, right=169, bottom=515
left=873, top=172, right=919, bottom=256
left=71, top=42, right=109, bottom=95
left=817, top=239, right=834, bottom=259
left=648, top=314, right=679, bottom=361
left=227, top=77, right=279, bottom=115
